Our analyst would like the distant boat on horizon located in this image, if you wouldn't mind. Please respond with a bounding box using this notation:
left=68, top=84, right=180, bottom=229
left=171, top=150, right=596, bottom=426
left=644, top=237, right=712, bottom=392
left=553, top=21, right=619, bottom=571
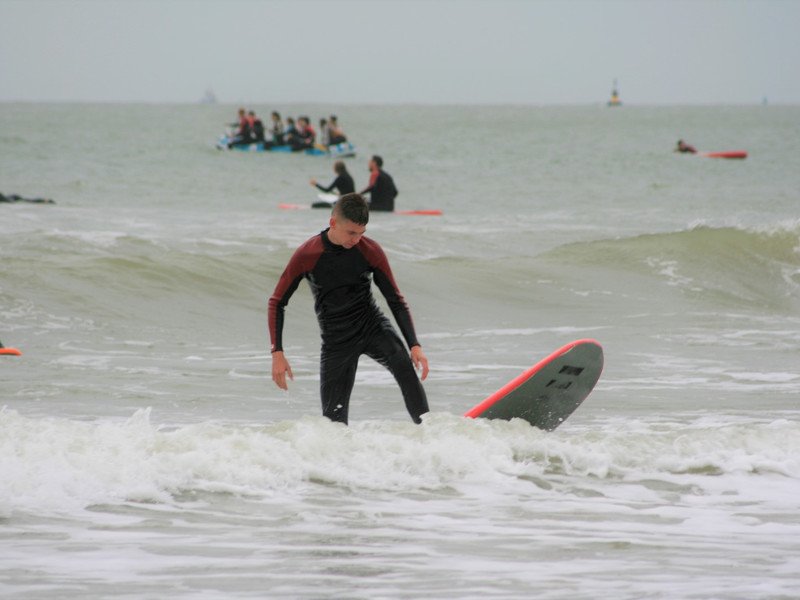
left=200, top=88, right=217, bottom=104
left=608, top=79, right=622, bottom=107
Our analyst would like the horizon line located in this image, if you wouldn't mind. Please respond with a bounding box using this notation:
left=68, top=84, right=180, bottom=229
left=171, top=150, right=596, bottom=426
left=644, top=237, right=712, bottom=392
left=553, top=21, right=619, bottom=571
left=1, top=99, right=794, bottom=108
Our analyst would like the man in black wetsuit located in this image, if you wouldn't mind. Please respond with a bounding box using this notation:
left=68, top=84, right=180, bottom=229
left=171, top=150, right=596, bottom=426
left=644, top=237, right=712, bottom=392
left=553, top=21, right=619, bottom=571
left=359, top=155, right=398, bottom=212
left=268, top=193, right=429, bottom=424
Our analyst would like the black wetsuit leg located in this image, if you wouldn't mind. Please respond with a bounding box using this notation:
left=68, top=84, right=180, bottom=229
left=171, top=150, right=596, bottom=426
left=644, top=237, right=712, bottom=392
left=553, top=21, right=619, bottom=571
left=319, top=345, right=360, bottom=424
left=319, top=321, right=428, bottom=425
left=364, top=323, right=429, bottom=424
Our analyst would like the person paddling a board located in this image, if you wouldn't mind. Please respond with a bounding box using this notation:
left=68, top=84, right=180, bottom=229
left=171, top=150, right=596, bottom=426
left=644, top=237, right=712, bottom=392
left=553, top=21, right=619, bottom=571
left=675, top=139, right=697, bottom=154
left=268, top=193, right=429, bottom=424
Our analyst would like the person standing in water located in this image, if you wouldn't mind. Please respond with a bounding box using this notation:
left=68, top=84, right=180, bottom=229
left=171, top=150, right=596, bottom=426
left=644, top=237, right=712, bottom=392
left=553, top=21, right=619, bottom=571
left=310, top=160, right=355, bottom=196
left=268, top=193, right=429, bottom=424
left=359, top=155, right=398, bottom=212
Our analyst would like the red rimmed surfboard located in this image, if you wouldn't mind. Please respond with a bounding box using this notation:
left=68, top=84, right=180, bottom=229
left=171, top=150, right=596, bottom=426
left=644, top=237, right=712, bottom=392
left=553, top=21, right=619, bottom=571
left=279, top=193, right=442, bottom=216
left=0, top=339, right=22, bottom=356
left=279, top=203, right=442, bottom=216
left=465, top=339, right=603, bottom=431
left=701, top=150, right=748, bottom=159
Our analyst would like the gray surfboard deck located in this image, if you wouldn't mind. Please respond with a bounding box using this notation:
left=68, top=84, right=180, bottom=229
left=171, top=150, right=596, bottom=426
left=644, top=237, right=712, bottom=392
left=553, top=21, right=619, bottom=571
left=464, top=339, right=603, bottom=430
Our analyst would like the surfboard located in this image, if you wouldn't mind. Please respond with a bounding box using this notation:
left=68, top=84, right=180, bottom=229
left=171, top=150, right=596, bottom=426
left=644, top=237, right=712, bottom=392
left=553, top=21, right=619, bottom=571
left=278, top=196, right=443, bottom=216
left=0, top=340, right=22, bottom=356
left=312, top=193, right=339, bottom=208
left=216, top=135, right=356, bottom=157
left=464, top=339, right=603, bottom=430
left=701, top=150, right=747, bottom=159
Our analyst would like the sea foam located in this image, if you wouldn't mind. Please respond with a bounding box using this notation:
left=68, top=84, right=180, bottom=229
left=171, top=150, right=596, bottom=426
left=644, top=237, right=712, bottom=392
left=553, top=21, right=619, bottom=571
left=2, top=407, right=798, bottom=516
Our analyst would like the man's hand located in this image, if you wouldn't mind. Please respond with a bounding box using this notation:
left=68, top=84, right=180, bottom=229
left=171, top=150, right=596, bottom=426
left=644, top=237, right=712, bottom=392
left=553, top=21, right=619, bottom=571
left=309, top=178, right=317, bottom=187
left=410, top=345, right=429, bottom=381
left=271, top=351, right=294, bottom=390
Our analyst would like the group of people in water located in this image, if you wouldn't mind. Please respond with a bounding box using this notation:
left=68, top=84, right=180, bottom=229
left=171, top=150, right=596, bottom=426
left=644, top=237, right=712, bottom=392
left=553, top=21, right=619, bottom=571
left=225, top=109, right=397, bottom=211
left=310, top=155, right=399, bottom=212
left=227, top=108, right=348, bottom=151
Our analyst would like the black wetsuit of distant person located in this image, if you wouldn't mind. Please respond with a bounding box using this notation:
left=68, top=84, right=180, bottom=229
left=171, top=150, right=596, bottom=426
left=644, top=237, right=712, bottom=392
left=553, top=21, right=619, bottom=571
left=290, top=117, right=316, bottom=152
left=359, top=155, right=398, bottom=212
left=313, top=161, right=355, bottom=195
left=251, top=113, right=265, bottom=144
left=268, top=195, right=429, bottom=424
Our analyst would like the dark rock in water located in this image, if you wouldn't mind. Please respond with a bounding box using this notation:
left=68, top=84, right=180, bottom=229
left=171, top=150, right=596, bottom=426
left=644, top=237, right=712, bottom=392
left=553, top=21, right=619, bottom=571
left=0, top=192, right=55, bottom=204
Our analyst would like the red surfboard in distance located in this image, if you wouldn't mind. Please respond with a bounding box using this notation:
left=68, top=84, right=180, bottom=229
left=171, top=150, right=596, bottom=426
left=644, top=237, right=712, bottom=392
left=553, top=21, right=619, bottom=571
left=701, top=150, right=748, bottom=159
left=278, top=202, right=442, bottom=216
left=465, top=339, right=603, bottom=431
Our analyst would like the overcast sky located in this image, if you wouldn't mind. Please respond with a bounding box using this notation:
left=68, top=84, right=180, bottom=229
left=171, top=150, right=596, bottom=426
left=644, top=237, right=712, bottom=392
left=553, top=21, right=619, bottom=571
left=1, top=0, right=798, bottom=105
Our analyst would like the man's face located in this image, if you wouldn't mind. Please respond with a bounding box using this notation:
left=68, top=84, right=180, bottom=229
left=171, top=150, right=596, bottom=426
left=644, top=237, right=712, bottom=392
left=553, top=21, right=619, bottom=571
left=329, top=216, right=366, bottom=249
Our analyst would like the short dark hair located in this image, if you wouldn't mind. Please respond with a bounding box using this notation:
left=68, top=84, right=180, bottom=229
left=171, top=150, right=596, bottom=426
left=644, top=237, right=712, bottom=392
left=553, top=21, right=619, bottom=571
left=334, top=193, right=369, bottom=225
left=371, top=155, right=383, bottom=167
left=333, top=160, right=347, bottom=175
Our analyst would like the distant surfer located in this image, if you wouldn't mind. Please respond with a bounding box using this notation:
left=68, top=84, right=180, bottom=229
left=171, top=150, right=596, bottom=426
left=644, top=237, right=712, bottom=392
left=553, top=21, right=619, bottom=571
left=268, top=111, right=284, bottom=146
left=290, top=116, right=316, bottom=152
left=283, top=117, right=298, bottom=143
left=1, top=192, right=54, bottom=204
left=327, top=115, right=348, bottom=146
left=310, top=161, right=355, bottom=196
left=318, top=118, right=330, bottom=147
left=675, top=139, right=697, bottom=154
left=359, top=155, right=398, bottom=212
left=268, top=193, right=429, bottom=424
left=228, top=107, right=254, bottom=148
left=249, top=111, right=266, bottom=144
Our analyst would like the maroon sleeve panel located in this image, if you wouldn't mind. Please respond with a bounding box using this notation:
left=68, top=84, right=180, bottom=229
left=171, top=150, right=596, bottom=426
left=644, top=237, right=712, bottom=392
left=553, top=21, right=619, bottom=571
left=268, top=235, right=324, bottom=352
left=358, top=237, right=420, bottom=349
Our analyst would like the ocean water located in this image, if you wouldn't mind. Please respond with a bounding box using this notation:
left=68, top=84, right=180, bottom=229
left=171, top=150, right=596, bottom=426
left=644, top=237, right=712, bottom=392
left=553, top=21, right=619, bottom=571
left=1, top=102, right=800, bottom=599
